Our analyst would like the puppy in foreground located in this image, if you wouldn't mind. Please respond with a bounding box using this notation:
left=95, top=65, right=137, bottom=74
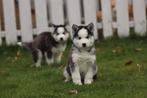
left=64, top=23, right=98, bottom=85
left=18, top=24, right=69, bottom=67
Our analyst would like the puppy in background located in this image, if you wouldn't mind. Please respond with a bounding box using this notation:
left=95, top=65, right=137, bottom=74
left=64, top=23, right=98, bottom=85
left=18, top=24, right=69, bottom=67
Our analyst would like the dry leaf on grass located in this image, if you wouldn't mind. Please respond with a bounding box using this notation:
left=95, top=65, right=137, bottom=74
left=125, top=60, right=133, bottom=66
left=134, top=48, right=143, bottom=52
left=68, top=89, right=78, bottom=95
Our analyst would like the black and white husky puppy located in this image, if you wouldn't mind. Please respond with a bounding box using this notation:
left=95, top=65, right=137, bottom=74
left=64, top=23, right=98, bottom=85
left=18, top=24, right=69, bottom=67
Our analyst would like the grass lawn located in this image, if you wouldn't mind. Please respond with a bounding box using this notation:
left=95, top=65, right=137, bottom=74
left=0, top=37, right=147, bottom=98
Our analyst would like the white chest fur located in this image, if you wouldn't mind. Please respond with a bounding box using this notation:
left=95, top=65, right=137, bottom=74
left=72, top=51, right=96, bottom=73
left=52, top=44, right=66, bottom=54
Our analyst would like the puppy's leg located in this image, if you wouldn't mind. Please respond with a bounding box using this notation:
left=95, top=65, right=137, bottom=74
left=54, top=52, right=62, bottom=63
left=32, top=49, right=42, bottom=67
left=71, top=66, right=82, bottom=85
left=45, top=50, right=54, bottom=65
left=85, top=65, right=97, bottom=84
left=84, top=67, right=93, bottom=84
left=63, top=67, right=71, bottom=82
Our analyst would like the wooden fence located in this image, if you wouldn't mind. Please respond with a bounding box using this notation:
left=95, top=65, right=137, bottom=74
left=0, top=0, right=147, bottom=45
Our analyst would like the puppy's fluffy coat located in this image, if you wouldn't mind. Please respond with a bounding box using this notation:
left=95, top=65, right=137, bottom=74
left=64, top=23, right=98, bottom=85
left=19, top=24, right=69, bottom=67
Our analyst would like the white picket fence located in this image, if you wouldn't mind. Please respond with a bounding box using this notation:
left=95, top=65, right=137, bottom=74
left=0, top=0, right=147, bottom=45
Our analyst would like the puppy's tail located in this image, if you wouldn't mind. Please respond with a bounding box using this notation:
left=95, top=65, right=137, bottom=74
left=17, top=42, right=33, bottom=50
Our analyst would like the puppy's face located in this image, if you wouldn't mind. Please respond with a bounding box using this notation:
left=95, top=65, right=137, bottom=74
left=72, top=23, right=95, bottom=50
left=50, top=24, right=69, bottom=43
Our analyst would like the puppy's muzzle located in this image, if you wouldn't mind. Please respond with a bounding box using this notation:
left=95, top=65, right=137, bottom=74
left=82, top=43, right=86, bottom=48
left=60, top=37, right=63, bottom=41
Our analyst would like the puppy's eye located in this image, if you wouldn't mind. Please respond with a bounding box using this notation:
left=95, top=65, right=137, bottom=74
left=56, top=33, right=59, bottom=35
left=78, top=37, right=81, bottom=40
left=63, top=32, right=65, bottom=34
left=86, top=36, right=89, bottom=39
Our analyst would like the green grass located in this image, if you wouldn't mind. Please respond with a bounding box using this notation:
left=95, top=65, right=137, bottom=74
left=0, top=37, right=147, bottom=98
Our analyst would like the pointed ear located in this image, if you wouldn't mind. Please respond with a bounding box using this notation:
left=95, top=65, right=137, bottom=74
left=49, top=23, right=56, bottom=33
left=65, top=25, right=70, bottom=32
left=49, top=23, right=56, bottom=27
left=72, top=24, right=79, bottom=33
left=87, top=23, right=94, bottom=32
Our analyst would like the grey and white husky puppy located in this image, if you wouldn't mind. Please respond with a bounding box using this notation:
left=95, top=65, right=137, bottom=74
left=18, top=24, right=69, bottom=67
left=64, top=23, right=98, bottom=85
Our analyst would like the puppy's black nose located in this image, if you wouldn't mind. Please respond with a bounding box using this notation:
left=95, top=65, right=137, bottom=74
left=60, top=38, right=63, bottom=41
left=82, top=43, right=86, bottom=47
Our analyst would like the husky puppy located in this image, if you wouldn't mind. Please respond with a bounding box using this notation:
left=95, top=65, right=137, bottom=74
left=18, top=24, right=69, bottom=67
left=64, top=23, right=98, bottom=85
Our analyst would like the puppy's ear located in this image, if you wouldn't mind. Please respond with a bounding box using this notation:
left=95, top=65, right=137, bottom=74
left=87, top=23, right=94, bottom=32
left=65, top=25, right=70, bottom=33
left=49, top=23, right=56, bottom=33
left=49, top=23, right=56, bottom=27
left=72, top=24, right=79, bottom=34
left=63, top=23, right=70, bottom=32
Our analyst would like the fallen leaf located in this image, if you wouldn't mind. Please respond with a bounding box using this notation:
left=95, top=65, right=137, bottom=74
left=134, top=48, right=143, bottom=52
left=68, top=89, right=78, bottom=95
left=125, top=60, right=133, bottom=66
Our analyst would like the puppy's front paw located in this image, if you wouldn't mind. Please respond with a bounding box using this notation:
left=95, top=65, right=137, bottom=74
left=73, top=80, right=82, bottom=85
left=84, top=79, right=93, bottom=85
left=46, top=59, right=54, bottom=65
left=35, top=63, right=41, bottom=68
left=74, top=82, right=82, bottom=85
